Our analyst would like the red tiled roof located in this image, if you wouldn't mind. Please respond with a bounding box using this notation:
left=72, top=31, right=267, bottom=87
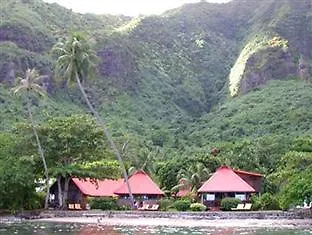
left=233, top=169, right=263, bottom=177
left=72, top=178, right=124, bottom=197
left=114, top=170, right=164, bottom=195
left=198, top=166, right=256, bottom=193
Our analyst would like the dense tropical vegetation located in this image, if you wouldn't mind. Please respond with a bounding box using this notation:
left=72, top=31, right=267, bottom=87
left=0, top=0, right=311, bottom=210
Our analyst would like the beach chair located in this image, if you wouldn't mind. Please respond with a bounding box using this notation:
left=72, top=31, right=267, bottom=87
left=74, top=203, right=82, bottom=210
left=149, top=204, right=159, bottom=211
left=243, top=203, right=252, bottom=210
left=138, top=204, right=150, bottom=210
left=231, top=203, right=245, bottom=211
left=68, top=204, right=75, bottom=210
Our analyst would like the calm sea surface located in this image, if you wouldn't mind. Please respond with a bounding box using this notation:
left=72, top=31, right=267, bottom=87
left=0, top=222, right=311, bottom=235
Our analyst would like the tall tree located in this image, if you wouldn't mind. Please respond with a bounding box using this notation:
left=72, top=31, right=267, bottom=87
left=32, top=115, right=120, bottom=209
left=274, top=147, right=312, bottom=209
left=53, top=33, right=135, bottom=207
left=12, top=68, right=50, bottom=209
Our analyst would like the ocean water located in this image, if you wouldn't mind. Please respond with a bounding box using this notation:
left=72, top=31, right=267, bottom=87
left=0, top=223, right=311, bottom=235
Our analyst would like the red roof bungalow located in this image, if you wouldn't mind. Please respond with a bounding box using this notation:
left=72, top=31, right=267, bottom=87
left=198, top=165, right=263, bottom=208
left=49, top=170, right=164, bottom=209
left=114, top=170, right=164, bottom=206
left=49, top=177, right=123, bottom=209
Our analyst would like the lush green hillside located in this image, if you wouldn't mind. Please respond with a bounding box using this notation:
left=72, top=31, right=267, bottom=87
left=185, top=80, right=312, bottom=145
left=0, top=0, right=131, bottom=82
left=0, top=0, right=312, bottom=210
left=0, top=0, right=311, bottom=155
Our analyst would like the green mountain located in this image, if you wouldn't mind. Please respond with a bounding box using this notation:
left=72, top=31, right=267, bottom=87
left=0, top=0, right=311, bottom=157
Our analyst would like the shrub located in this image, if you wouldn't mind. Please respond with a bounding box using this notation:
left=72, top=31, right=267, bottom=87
left=259, top=193, right=280, bottom=210
left=190, top=203, right=207, bottom=211
left=24, top=192, right=44, bottom=210
left=250, top=195, right=261, bottom=211
left=88, top=197, right=118, bottom=210
left=172, top=199, right=191, bottom=211
left=220, top=197, right=241, bottom=211
left=159, top=198, right=174, bottom=211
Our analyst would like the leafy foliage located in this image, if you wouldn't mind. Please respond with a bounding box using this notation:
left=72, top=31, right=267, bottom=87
left=171, top=199, right=191, bottom=211
left=0, top=0, right=312, bottom=210
left=173, top=162, right=210, bottom=194
left=220, top=198, right=241, bottom=211
left=259, top=193, right=280, bottom=211
left=88, top=197, right=118, bottom=210
left=190, top=203, right=207, bottom=211
left=0, top=133, right=39, bottom=210
left=158, top=198, right=174, bottom=211
left=275, top=148, right=312, bottom=209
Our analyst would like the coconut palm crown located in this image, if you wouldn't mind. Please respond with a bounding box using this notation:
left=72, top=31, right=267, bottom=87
left=53, top=33, right=97, bottom=85
left=13, top=68, right=46, bottom=96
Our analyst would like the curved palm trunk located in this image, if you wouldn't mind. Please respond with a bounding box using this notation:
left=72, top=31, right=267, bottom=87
left=75, top=74, right=135, bottom=208
left=26, top=96, right=50, bottom=209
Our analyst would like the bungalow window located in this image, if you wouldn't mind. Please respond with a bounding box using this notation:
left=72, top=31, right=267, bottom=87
left=235, top=193, right=246, bottom=201
left=205, top=194, right=215, bottom=201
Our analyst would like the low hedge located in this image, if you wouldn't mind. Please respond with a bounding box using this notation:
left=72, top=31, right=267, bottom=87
left=88, top=197, right=118, bottom=210
left=220, top=197, right=241, bottom=211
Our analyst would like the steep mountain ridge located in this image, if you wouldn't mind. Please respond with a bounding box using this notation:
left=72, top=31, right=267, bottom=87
left=0, top=0, right=131, bottom=83
left=229, top=0, right=312, bottom=95
left=0, top=0, right=311, bottom=154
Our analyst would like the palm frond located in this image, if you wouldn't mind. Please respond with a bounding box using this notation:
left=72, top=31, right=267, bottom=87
left=171, top=183, right=185, bottom=192
left=12, top=85, right=26, bottom=95
left=12, top=68, right=47, bottom=97
left=31, top=84, right=46, bottom=97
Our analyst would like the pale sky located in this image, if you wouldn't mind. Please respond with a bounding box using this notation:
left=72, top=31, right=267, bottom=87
left=42, top=0, right=232, bottom=16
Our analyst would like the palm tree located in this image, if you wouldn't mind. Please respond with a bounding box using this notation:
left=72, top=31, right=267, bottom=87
left=172, top=163, right=210, bottom=195
left=122, top=142, right=159, bottom=179
left=53, top=32, right=135, bottom=208
left=13, top=68, right=50, bottom=209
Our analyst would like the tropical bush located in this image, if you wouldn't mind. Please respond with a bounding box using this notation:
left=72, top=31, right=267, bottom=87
left=250, top=195, right=261, bottom=211
left=88, top=197, right=118, bottom=210
left=190, top=203, right=207, bottom=211
left=159, top=198, right=174, bottom=211
left=171, top=199, right=191, bottom=211
left=220, top=198, right=241, bottom=211
left=259, top=193, right=280, bottom=210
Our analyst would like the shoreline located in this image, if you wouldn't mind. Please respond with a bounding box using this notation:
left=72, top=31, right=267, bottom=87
left=35, top=217, right=312, bottom=229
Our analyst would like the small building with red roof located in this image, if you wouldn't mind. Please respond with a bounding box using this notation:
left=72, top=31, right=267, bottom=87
left=198, top=165, right=263, bottom=208
left=49, top=170, right=164, bottom=209
left=114, top=170, right=164, bottom=206
left=49, top=177, right=123, bottom=209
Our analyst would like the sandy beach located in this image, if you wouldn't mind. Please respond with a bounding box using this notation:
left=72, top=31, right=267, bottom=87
left=37, top=217, right=312, bottom=229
